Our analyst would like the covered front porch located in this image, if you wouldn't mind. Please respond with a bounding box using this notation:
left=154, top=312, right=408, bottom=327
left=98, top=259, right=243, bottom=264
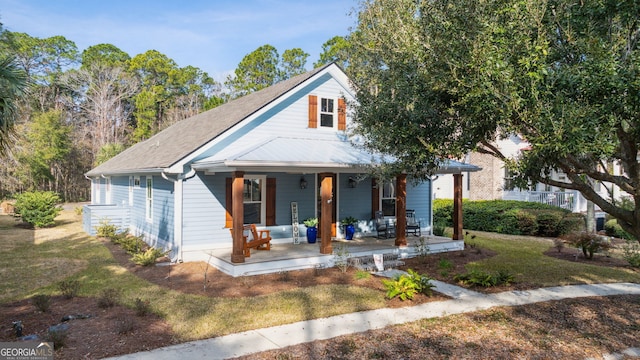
left=202, top=235, right=463, bottom=276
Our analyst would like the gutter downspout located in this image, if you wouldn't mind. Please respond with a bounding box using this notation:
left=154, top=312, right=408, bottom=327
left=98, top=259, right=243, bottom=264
left=161, top=168, right=196, bottom=263
left=84, top=175, right=93, bottom=205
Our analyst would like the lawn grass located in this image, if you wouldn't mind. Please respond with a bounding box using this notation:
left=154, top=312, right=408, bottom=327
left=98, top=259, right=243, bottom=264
left=1, top=208, right=637, bottom=342
left=462, top=231, right=639, bottom=286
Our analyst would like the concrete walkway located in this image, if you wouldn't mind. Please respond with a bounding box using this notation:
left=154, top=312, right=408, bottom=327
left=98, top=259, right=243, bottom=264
left=106, top=282, right=640, bottom=360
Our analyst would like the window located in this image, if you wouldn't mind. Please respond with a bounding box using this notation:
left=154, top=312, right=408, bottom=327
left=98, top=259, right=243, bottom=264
left=94, top=178, right=101, bottom=204
left=320, top=98, right=334, bottom=128
left=105, top=177, right=112, bottom=204
left=243, top=175, right=266, bottom=225
left=504, top=168, right=516, bottom=191
left=381, top=180, right=396, bottom=216
left=128, top=176, right=134, bottom=206
left=146, top=177, right=153, bottom=222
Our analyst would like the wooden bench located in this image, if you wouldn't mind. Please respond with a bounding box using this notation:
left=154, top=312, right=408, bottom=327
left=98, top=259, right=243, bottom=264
left=230, top=224, right=272, bottom=257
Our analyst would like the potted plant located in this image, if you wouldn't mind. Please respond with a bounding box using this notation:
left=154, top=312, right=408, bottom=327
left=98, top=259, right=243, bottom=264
left=340, top=216, right=358, bottom=240
left=303, top=217, right=318, bottom=243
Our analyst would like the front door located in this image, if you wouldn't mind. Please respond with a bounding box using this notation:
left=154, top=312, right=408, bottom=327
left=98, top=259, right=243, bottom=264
left=317, top=173, right=336, bottom=237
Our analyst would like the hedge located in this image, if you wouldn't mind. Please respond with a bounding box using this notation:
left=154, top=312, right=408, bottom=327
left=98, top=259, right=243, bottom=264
left=433, top=199, right=582, bottom=237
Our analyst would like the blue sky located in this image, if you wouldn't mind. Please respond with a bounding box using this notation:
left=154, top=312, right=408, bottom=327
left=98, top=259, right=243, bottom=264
left=0, top=0, right=356, bottom=81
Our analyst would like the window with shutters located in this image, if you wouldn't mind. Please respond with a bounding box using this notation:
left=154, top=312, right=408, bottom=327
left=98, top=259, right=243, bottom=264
left=309, top=95, right=346, bottom=130
left=320, top=98, right=334, bottom=127
left=381, top=180, right=396, bottom=217
left=243, top=175, right=266, bottom=225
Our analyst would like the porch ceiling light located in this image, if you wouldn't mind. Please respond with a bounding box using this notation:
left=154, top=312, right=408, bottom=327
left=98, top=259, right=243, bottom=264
left=300, top=176, right=308, bottom=189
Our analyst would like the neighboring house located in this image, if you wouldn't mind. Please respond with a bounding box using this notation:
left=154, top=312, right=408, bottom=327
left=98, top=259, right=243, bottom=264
left=83, top=63, right=478, bottom=273
left=434, top=134, right=624, bottom=215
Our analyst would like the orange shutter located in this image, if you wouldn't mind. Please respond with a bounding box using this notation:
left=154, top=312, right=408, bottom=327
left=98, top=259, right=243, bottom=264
left=371, top=178, right=379, bottom=219
left=308, top=95, right=318, bottom=128
left=225, top=177, right=233, bottom=228
left=338, top=98, right=346, bottom=130
left=266, top=178, right=276, bottom=226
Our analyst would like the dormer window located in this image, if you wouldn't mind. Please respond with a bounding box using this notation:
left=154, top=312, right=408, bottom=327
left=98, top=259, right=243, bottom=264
left=320, top=98, right=334, bottom=128
left=308, top=95, right=346, bottom=130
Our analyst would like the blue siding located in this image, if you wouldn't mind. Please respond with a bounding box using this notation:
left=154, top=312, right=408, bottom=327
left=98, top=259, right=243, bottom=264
left=111, top=176, right=129, bottom=206
left=338, top=174, right=372, bottom=222
left=129, top=175, right=175, bottom=249
left=406, top=178, right=432, bottom=230
left=182, top=173, right=227, bottom=249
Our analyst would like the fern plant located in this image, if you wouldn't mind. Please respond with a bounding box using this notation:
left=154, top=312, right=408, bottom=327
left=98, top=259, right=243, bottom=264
left=382, top=269, right=434, bottom=300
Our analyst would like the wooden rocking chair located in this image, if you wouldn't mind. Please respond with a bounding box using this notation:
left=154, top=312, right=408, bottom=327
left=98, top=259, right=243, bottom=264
left=230, top=224, right=272, bottom=257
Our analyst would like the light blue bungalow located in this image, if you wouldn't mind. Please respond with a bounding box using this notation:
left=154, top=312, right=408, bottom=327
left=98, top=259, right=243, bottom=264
left=83, top=63, right=479, bottom=275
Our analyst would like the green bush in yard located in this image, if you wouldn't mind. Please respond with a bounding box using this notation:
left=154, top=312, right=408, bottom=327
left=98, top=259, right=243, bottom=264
left=14, top=191, right=62, bottom=228
left=534, top=210, right=564, bottom=237
left=434, top=199, right=569, bottom=236
left=558, top=213, right=586, bottom=235
left=604, top=219, right=634, bottom=240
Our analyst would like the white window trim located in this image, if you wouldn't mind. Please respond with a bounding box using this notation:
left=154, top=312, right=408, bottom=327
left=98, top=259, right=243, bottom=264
left=145, top=177, right=153, bottom=223
left=319, top=97, right=336, bottom=129
left=244, top=175, right=266, bottom=226
left=105, top=177, right=112, bottom=204
left=380, top=179, right=396, bottom=217
left=128, top=176, right=134, bottom=206
left=95, top=178, right=101, bottom=204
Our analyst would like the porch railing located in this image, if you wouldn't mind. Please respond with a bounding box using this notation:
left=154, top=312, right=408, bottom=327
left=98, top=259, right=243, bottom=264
left=83, top=204, right=131, bottom=235
left=502, top=190, right=582, bottom=212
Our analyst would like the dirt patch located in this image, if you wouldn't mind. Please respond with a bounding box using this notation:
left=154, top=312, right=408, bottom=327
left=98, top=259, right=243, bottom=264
left=0, top=295, right=175, bottom=359
left=236, top=294, right=640, bottom=360
left=1, top=238, right=636, bottom=359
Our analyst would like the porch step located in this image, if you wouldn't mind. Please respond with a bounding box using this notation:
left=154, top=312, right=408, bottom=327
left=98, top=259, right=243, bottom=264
left=348, top=253, right=405, bottom=272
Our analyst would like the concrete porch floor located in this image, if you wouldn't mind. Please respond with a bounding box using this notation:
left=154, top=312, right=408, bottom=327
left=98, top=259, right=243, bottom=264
left=205, top=235, right=464, bottom=277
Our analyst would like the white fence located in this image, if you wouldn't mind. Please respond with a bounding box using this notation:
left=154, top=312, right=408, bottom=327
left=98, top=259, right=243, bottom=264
left=502, top=190, right=584, bottom=212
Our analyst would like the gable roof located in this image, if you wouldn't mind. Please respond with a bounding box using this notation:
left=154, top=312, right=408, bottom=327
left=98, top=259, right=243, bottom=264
left=86, top=63, right=334, bottom=177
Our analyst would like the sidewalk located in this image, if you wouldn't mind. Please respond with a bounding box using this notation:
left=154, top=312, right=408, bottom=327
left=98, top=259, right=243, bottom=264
left=106, top=282, right=640, bottom=360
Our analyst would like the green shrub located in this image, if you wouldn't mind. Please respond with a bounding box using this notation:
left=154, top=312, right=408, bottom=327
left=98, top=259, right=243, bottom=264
left=558, top=213, right=586, bottom=235
left=382, top=269, right=434, bottom=301
left=131, top=247, right=168, bottom=266
left=354, top=270, right=371, bottom=280
left=13, top=191, right=62, bottom=228
left=604, top=219, right=634, bottom=240
left=433, top=199, right=453, bottom=226
left=434, top=199, right=568, bottom=236
left=432, top=222, right=446, bottom=236
left=622, top=240, right=640, bottom=268
left=563, top=232, right=612, bottom=259
left=95, top=218, right=120, bottom=239
left=454, top=269, right=515, bottom=287
left=535, top=211, right=564, bottom=237
left=58, top=279, right=80, bottom=299
left=119, top=235, right=146, bottom=254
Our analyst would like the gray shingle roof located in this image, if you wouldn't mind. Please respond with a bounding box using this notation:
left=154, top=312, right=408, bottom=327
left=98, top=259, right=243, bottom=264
left=86, top=64, right=331, bottom=176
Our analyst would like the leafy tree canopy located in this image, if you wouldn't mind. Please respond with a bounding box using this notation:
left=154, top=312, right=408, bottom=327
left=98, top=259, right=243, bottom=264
left=81, top=43, right=131, bottom=69
left=314, top=35, right=351, bottom=69
left=225, top=44, right=311, bottom=98
left=348, top=0, right=640, bottom=240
